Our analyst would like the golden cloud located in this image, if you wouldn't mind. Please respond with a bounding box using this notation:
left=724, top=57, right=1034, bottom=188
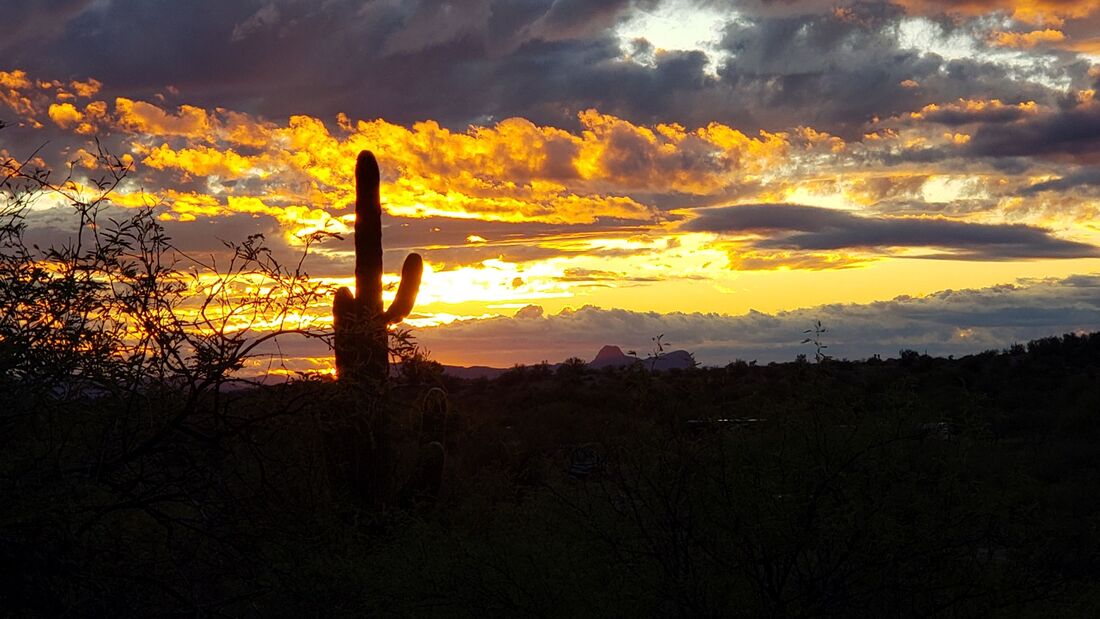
left=1066, top=38, right=1100, bottom=54
left=47, top=102, right=83, bottom=129
left=990, top=28, right=1066, bottom=48
left=0, top=70, right=30, bottom=90
left=0, top=70, right=36, bottom=120
left=1, top=72, right=115, bottom=129
left=115, top=97, right=212, bottom=138
left=69, top=78, right=102, bottom=98
left=78, top=92, right=792, bottom=227
left=909, top=98, right=1040, bottom=121
left=140, top=143, right=258, bottom=178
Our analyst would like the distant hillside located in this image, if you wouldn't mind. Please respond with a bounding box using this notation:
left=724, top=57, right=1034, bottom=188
left=588, top=345, right=696, bottom=371
left=440, top=364, right=508, bottom=380
left=440, top=344, right=697, bottom=378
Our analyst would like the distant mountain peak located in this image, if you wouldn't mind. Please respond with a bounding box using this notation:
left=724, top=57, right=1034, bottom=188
left=593, top=345, right=626, bottom=363
left=590, top=345, right=641, bottom=369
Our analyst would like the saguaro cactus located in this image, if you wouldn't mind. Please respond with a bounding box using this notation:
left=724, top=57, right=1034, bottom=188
left=333, top=150, right=423, bottom=383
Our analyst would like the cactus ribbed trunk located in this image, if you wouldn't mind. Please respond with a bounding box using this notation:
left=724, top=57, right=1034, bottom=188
left=333, top=150, right=423, bottom=384
left=330, top=150, right=423, bottom=505
left=354, top=149, right=385, bottom=382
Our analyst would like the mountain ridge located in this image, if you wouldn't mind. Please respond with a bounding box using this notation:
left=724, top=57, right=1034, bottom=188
left=438, top=345, right=697, bottom=379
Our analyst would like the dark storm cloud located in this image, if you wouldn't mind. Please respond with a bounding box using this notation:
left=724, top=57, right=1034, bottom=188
left=1, top=0, right=668, bottom=129
left=0, top=0, right=1077, bottom=138
left=2, top=0, right=97, bottom=51
left=713, top=5, right=1058, bottom=137
left=380, top=213, right=645, bottom=249
left=967, top=100, right=1100, bottom=161
left=467, top=37, right=725, bottom=129
left=524, top=0, right=661, bottom=40
left=683, top=203, right=1100, bottom=259
left=376, top=213, right=652, bottom=268
left=1022, top=167, right=1100, bottom=194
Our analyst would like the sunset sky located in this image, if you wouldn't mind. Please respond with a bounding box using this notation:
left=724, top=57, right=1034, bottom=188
left=4, top=0, right=1100, bottom=370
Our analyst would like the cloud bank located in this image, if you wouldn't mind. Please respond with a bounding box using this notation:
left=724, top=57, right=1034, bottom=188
left=411, top=274, right=1100, bottom=367
left=682, top=203, right=1100, bottom=260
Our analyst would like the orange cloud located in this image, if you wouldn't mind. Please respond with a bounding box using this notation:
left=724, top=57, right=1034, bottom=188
left=115, top=97, right=212, bottom=138
left=140, top=143, right=258, bottom=178
left=909, top=98, right=1040, bottom=123
left=69, top=78, right=102, bottom=98
left=3, top=70, right=803, bottom=230
left=1067, top=38, right=1100, bottom=54
left=572, top=110, right=789, bottom=192
left=0, top=70, right=36, bottom=119
left=95, top=95, right=791, bottom=226
left=47, top=102, right=83, bottom=129
left=796, top=126, right=846, bottom=153
left=0, top=70, right=30, bottom=90
left=82, top=100, right=109, bottom=122
left=990, top=28, right=1066, bottom=48
left=945, top=132, right=972, bottom=145
left=216, top=109, right=276, bottom=147
left=46, top=98, right=115, bottom=134
left=1, top=73, right=125, bottom=131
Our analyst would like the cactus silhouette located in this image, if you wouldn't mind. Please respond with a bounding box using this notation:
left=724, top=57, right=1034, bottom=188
left=333, top=150, right=423, bottom=383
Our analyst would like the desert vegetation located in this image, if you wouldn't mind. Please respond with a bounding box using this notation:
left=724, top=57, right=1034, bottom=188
left=4, top=140, right=1100, bottom=617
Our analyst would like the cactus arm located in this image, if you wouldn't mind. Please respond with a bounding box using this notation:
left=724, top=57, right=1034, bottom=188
left=383, top=253, right=423, bottom=324
left=333, top=286, right=355, bottom=329
left=355, top=150, right=384, bottom=317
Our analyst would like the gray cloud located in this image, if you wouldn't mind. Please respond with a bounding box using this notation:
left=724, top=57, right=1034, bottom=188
left=0, top=0, right=97, bottom=53
left=1021, top=167, right=1100, bottom=195
left=230, top=3, right=282, bottom=43
left=375, top=214, right=653, bottom=269
left=524, top=0, right=661, bottom=41
left=711, top=5, right=1063, bottom=137
left=682, top=203, right=1100, bottom=260
left=968, top=100, right=1100, bottom=161
left=0, top=0, right=1080, bottom=139
left=2, top=0, right=667, bottom=129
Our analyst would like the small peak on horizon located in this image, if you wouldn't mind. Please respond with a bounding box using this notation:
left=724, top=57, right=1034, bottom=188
left=593, top=345, right=626, bottom=362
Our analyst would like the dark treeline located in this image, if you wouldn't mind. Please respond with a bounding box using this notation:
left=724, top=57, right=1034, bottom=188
left=4, top=330, right=1100, bottom=617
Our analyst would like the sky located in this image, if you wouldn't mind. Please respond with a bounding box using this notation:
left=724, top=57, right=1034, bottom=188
left=3, top=0, right=1100, bottom=371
